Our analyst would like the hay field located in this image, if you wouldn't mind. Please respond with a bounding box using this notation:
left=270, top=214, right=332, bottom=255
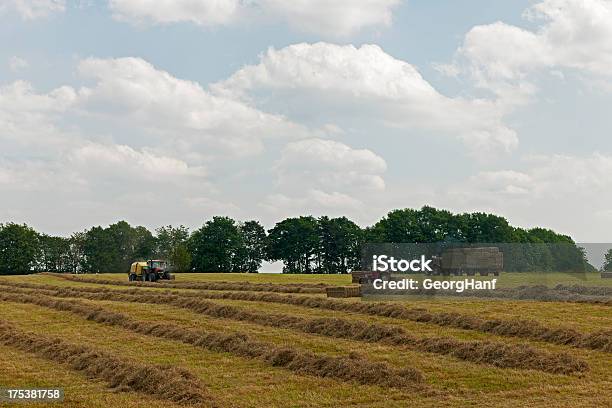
left=0, top=273, right=610, bottom=407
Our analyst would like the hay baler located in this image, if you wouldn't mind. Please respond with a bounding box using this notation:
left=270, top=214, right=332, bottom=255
left=128, top=259, right=174, bottom=282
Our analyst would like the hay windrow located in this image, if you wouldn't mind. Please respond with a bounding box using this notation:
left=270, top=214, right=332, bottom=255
left=0, top=291, right=424, bottom=389
left=43, top=273, right=612, bottom=305
left=44, top=273, right=329, bottom=294
left=9, top=279, right=610, bottom=354
left=0, top=283, right=591, bottom=373
left=24, top=280, right=612, bottom=353
left=0, top=319, right=214, bottom=406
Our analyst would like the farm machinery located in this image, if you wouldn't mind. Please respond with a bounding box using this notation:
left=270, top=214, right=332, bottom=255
left=351, top=246, right=503, bottom=284
left=427, top=247, right=503, bottom=276
left=128, top=259, right=175, bottom=282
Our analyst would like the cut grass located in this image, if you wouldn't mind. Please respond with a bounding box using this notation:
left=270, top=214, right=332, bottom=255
left=0, top=320, right=215, bottom=406
left=35, top=271, right=612, bottom=288
left=0, top=290, right=425, bottom=389
left=46, top=273, right=330, bottom=294
left=15, top=281, right=605, bottom=352
left=0, top=285, right=587, bottom=374
left=1, top=273, right=611, bottom=407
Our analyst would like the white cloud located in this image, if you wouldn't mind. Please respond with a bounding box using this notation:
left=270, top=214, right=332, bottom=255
left=276, top=138, right=386, bottom=193
left=456, top=153, right=612, bottom=200
left=450, top=0, right=612, bottom=96
left=8, top=56, right=29, bottom=72
left=1, top=0, right=65, bottom=19
left=109, top=0, right=240, bottom=26
left=214, top=42, right=518, bottom=154
left=260, top=138, right=386, bottom=224
left=441, top=153, right=612, bottom=240
left=255, top=0, right=400, bottom=37
left=0, top=80, right=77, bottom=150
left=261, top=190, right=365, bottom=219
left=109, top=0, right=400, bottom=36
left=70, top=143, right=207, bottom=180
left=76, top=57, right=312, bottom=157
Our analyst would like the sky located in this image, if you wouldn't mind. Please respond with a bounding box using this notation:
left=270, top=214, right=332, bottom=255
left=1, top=0, right=612, bottom=242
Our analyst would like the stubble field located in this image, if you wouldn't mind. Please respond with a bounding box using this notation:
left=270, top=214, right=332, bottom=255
left=0, top=272, right=610, bottom=407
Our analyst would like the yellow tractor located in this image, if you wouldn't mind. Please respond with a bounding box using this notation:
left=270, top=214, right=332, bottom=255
left=128, top=259, right=174, bottom=282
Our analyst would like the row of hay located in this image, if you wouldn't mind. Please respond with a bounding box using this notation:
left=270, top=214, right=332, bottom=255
left=0, top=290, right=424, bottom=389
left=0, top=282, right=590, bottom=373
left=418, top=285, right=611, bottom=306
left=191, top=289, right=612, bottom=353
left=44, top=273, right=612, bottom=304
left=48, top=281, right=612, bottom=353
left=4, top=280, right=610, bottom=352
left=553, top=284, right=612, bottom=297
left=45, top=273, right=328, bottom=294
left=0, top=319, right=213, bottom=406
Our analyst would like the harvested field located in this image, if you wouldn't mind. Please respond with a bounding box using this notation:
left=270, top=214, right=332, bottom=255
left=1, top=273, right=611, bottom=408
left=0, top=285, right=587, bottom=374
left=2, top=280, right=611, bottom=353
left=0, top=320, right=214, bottom=406
left=0, top=290, right=425, bottom=389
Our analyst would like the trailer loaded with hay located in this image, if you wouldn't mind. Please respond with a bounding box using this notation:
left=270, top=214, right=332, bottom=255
left=428, top=247, right=503, bottom=276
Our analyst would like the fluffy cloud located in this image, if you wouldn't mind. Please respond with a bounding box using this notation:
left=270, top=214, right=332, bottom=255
left=1, top=0, right=65, bottom=19
left=109, top=0, right=400, bottom=36
left=455, top=153, right=612, bottom=200
left=70, top=143, right=207, bottom=181
left=276, top=138, right=386, bottom=192
left=442, top=153, right=612, bottom=240
left=261, top=190, right=365, bottom=216
left=76, top=57, right=312, bottom=157
left=0, top=80, right=77, bottom=151
left=255, top=0, right=400, bottom=37
left=109, top=0, right=239, bottom=26
left=259, top=138, right=386, bottom=223
left=215, top=42, right=518, bottom=153
left=451, top=0, right=612, bottom=96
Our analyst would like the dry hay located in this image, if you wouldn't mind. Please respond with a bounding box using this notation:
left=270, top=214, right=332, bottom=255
left=45, top=273, right=328, bottom=294
left=0, top=319, right=214, bottom=406
left=0, top=290, right=424, bottom=389
left=0, top=283, right=591, bottom=374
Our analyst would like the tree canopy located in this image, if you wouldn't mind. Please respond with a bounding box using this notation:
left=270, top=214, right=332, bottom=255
left=0, top=206, right=594, bottom=274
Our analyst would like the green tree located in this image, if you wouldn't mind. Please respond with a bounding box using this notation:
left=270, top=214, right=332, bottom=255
left=82, top=221, right=155, bottom=273
left=38, top=234, right=71, bottom=272
left=0, top=223, right=40, bottom=275
left=67, top=232, right=87, bottom=273
left=267, top=216, right=319, bottom=273
left=155, top=225, right=191, bottom=272
left=235, top=220, right=267, bottom=273
left=317, top=216, right=362, bottom=274
left=189, top=217, right=243, bottom=272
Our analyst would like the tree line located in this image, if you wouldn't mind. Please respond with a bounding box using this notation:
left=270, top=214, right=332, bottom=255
left=0, top=206, right=594, bottom=275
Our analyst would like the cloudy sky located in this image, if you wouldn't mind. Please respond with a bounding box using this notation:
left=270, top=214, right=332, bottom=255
left=1, top=0, right=611, bottom=241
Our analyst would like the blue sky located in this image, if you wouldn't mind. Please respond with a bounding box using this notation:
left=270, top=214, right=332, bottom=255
left=1, top=0, right=612, bottom=242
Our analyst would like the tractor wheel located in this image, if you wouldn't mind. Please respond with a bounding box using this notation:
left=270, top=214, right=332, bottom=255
left=128, top=274, right=136, bottom=282
left=141, top=274, right=147, bottom=282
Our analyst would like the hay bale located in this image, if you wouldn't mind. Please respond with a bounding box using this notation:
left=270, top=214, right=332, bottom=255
left=326, top=286, right=361, bottom=298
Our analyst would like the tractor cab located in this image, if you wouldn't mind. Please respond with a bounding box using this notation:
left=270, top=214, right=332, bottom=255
left=128, top=259, right=174, bottom=282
